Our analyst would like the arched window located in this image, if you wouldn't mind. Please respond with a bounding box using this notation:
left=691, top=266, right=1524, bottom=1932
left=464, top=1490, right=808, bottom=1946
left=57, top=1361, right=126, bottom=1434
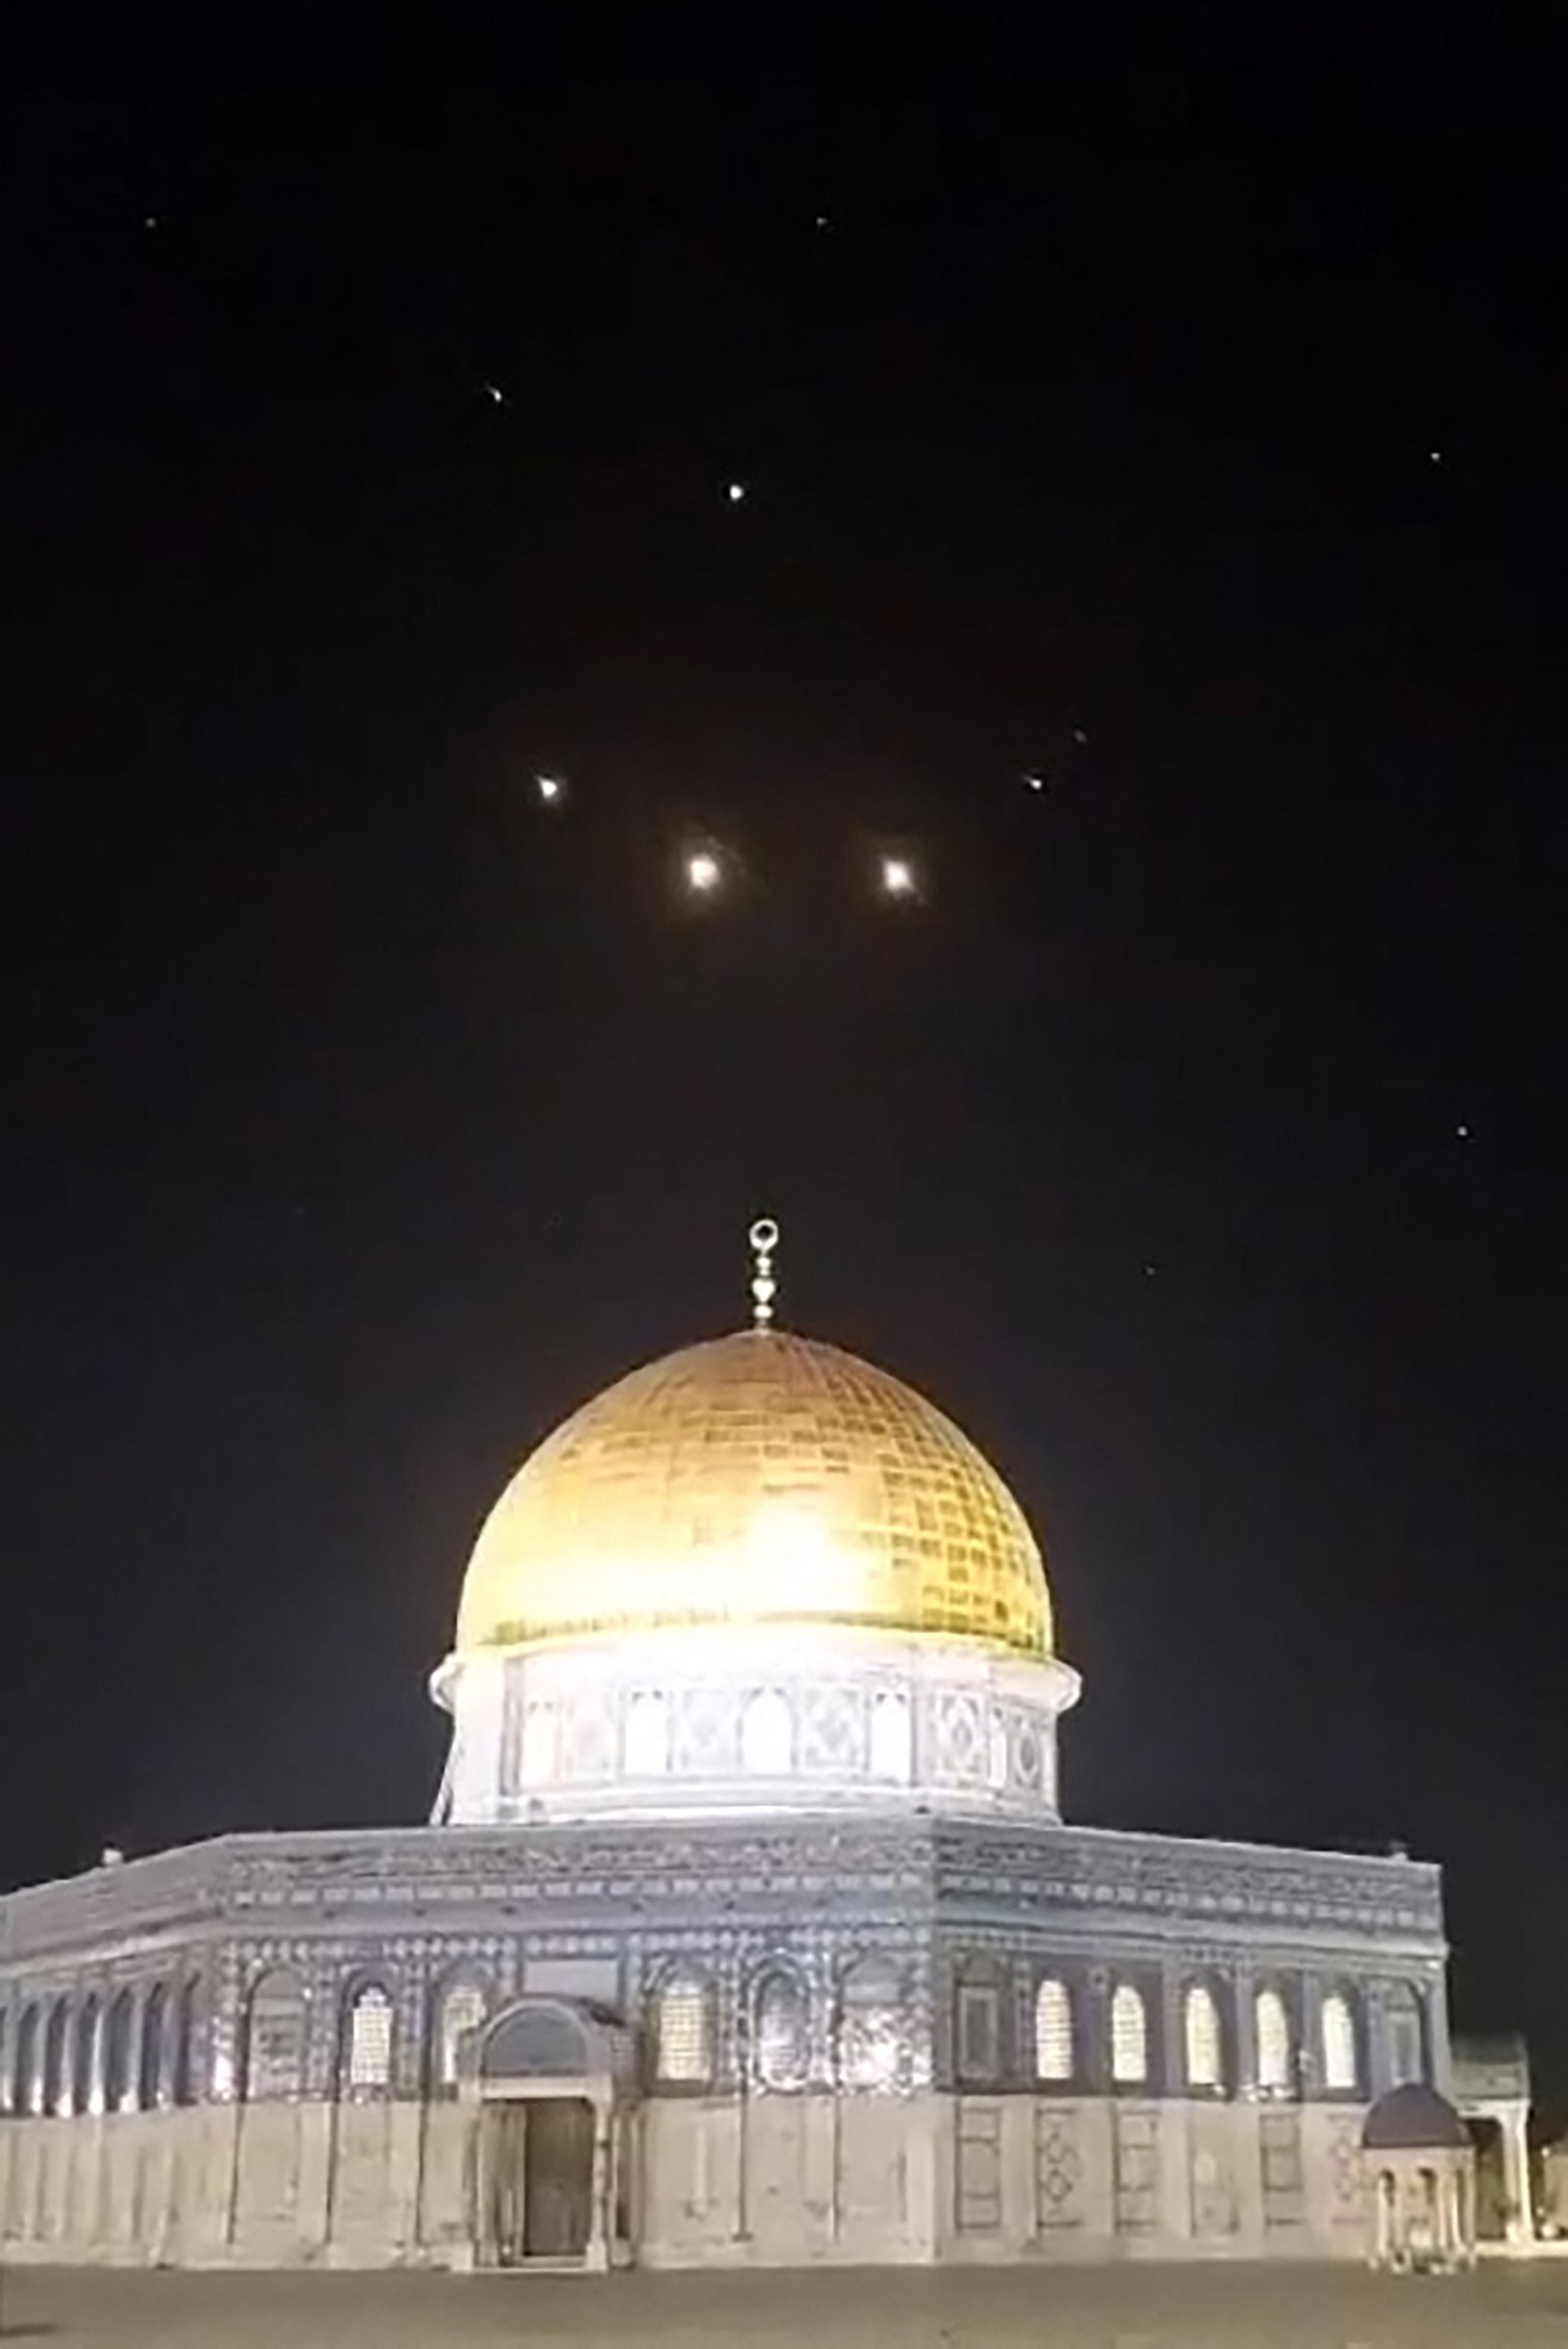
left=342, top=1984, right=394, bottom=2094
left=1255, top=1986, right=1292, bottom=2094
left=172, top=1979, right=202, bottom=2107
left=103, top=1990, right=134, bottom=2114
left=432, top=1978, right=488, bottom=2096
left=13, top=2006, right=39, bottom=2116
left=1385, top=1984, right=1424, bottom=2088
left=137, top=1982, right=168, bottom=2111
left=837, top=1957, right=902, bottom=2091
left=1321, top=1990, right=1357, bottom=2092
left=624, top=1692, right=669, bottom=1777
left=654, top=1970, right=711, bottom=2084
left=1184, top=1983, right=1222, bottom=2089
left=869, top=1690, right=910, bottom=1780
left=1035, top=1978, right=1073, bottom=2082
left=1110, top=1983, right=1148, bottom=2085
left=72, top=1994, right=101, bottom=2117
left=42, top=1998, right=71, bottom=2118
left=520, top=1700, right=558, bottom=1786
left=242, top=1968, right=307, bottom=2102
left=754, top=1972, right=808, bottom=2090
left=741, top=1690, right=792, bottom=1775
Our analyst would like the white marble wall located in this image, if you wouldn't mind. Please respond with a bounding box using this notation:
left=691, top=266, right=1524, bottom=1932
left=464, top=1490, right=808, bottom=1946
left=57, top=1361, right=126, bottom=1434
left=433, top=1624, right=1081, bottom=1826
left=0, top=2087, right=1375, bottom=2271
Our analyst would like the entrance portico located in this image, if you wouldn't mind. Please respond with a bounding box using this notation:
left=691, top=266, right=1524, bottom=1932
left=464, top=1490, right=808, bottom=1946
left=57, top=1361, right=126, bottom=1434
left=464, top=1997, right=636, bottom=2272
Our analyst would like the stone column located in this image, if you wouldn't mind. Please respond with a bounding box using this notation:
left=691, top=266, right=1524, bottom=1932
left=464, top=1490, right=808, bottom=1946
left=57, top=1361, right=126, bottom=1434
left=587, top=2092, right=612, bottom=2272
left=1502, top=2105, right=1533, bottom=2247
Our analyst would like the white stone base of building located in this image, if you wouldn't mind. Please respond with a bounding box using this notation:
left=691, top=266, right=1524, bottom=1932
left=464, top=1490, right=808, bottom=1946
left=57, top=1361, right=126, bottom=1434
left=0, top=2091, right=1374, bottom=2270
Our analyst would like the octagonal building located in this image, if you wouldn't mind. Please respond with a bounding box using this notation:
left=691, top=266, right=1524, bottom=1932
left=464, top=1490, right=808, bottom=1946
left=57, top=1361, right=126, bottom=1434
left=0, top=1258, right=1448, bottom=2270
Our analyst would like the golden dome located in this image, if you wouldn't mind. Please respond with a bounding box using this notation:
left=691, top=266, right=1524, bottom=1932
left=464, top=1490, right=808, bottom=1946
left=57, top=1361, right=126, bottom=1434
left=456, top=1330, right=1054, bottom=1659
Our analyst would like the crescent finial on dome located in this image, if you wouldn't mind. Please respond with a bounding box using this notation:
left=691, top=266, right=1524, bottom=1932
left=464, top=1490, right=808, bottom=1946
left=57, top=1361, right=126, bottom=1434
left=748, top=1216, right=779, bottom=1330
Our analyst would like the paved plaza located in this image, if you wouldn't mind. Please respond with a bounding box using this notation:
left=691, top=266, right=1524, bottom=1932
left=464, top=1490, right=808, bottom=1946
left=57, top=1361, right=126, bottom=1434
left=1, top=2264, right=1568, bottom=2348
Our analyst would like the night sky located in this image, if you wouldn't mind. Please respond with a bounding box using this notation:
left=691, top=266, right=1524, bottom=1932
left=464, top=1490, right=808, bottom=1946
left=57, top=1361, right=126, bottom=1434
left=6, top=30, right=1566, bottom=2118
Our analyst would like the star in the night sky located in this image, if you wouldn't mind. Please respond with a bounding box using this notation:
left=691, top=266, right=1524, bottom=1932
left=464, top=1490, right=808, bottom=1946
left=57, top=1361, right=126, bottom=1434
left=726, top=481, right=747, bottom=504
left=1025, top=772, right=1047, bottom=793
left=483, top=382, right=507, bottom=406
left=534, top=772, right=564, bottom=805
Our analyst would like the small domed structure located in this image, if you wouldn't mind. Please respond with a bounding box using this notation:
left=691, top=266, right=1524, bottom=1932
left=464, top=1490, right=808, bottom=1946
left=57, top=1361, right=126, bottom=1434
left=1362, top=2085, right=1476, bottom=2274
left=1362, top=2082, right=1470, bottom=2152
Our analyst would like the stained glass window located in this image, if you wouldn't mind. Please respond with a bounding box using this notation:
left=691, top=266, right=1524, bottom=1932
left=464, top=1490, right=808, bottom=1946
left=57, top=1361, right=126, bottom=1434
left=1255, top=1987, right=1292, bottom=2093
left=344, top=1985, right=394, bottom=2092
left=243, top=1969, right=306, bottom=2102
left=435, top=1980, right=487, bottom=2093
left=839, top=1958, right=902, bottom=2090
left=1110, top=1983, right=1148, bottom=2084
left=656, top=1973, right=711, bottom=2084
left=1321, top=1991, right=1357, bottom=2092
left=755, top=1973, right=808, bottom=2088
left=1035, top=1978, right=1073, bottom=2082
left=1184, top=1983, right=1221, bottom=2089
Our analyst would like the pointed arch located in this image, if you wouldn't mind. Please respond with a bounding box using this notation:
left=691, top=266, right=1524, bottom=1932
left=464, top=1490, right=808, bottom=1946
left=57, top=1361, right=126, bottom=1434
left=430, top=1971, right=490, bottom=2097
left=43, top=2001, right=72, bottom=2114
left=740, top=1689, right=792, bottom=1775
left=868, top=1689, right=911, bottom=1779
left=1110, top=1982, right=1148, bottom=2084
left=1184, top=1982, right=1222, bottom=2090
left=72, top=1992, right=101, bottom=2117
left=103, top=1989, right=135, bottom=2114
left=1035, top=1977, right=1073, bottom=2082
left=653, top=1967, right=712, bottom=2085
left=242, top=1967, right=307, bottom=2102
left=1321, top=1988, right=1358, bottom=2092
left=138, top=1982, right=169, bottom=2111
left=13, top=2006, right=39, bottom=2116
left=624, top=1691, right=670, bottom=1777
left=42, top=1998, right=71, bottom=2118
left=340, top=1981, right=395, bottom=2095
left=1385, top=1982, right=1425, bottom=2087
left=1255, top=1985, right=1292, bottom=2094
left=837, top=1956, right=902, bottom=2091
left=753, top=1968, right=809, bottom=2090
left=172, top=1978, right=203, bottom=2107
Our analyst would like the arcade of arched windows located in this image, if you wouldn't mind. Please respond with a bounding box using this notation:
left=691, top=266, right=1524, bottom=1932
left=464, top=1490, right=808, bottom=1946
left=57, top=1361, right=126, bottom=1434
left=0, top=1956, right=1427, bottom=2110
left=0, top=1974, right=204, bottom=2119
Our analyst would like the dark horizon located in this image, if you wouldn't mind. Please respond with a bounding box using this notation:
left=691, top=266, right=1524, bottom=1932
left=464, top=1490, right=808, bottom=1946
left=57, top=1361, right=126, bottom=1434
left=5, top=25, right=1565, bottom=2125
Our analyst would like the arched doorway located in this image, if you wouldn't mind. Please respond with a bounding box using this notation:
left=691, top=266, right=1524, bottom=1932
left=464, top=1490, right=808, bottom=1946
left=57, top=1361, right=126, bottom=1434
left=1465, top=2116, right=1507, bottom=2240
left=469, top=1998, right=635, bottom=2272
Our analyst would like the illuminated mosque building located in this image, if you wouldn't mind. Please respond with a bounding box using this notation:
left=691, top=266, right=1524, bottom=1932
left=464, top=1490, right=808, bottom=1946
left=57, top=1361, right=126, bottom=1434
left=0, top=1226, right=1530, bottom=2271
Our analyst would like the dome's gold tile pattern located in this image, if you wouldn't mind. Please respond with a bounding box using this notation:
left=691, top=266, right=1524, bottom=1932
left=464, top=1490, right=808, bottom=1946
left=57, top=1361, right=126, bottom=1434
left=457, top=1331, right=1053, bottom=1658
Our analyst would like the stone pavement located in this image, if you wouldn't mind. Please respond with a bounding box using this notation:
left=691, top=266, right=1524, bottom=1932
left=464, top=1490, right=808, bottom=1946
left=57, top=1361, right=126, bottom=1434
left=2, top=2263, right=1568, bottom=2348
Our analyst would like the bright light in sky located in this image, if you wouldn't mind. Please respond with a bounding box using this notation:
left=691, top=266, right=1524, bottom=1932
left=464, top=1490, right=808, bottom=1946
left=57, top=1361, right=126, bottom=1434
left=727, top=481, right=747, bottom=503
left=880, top=856, right=915, bottom=897
left=686, top=850, right=721, bottom=893
left=534, top=772, right=564, bottom=804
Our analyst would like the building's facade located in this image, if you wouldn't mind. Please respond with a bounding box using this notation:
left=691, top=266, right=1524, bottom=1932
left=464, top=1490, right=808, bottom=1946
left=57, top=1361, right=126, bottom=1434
left=0, top=1280, right=1456, bottom=2270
